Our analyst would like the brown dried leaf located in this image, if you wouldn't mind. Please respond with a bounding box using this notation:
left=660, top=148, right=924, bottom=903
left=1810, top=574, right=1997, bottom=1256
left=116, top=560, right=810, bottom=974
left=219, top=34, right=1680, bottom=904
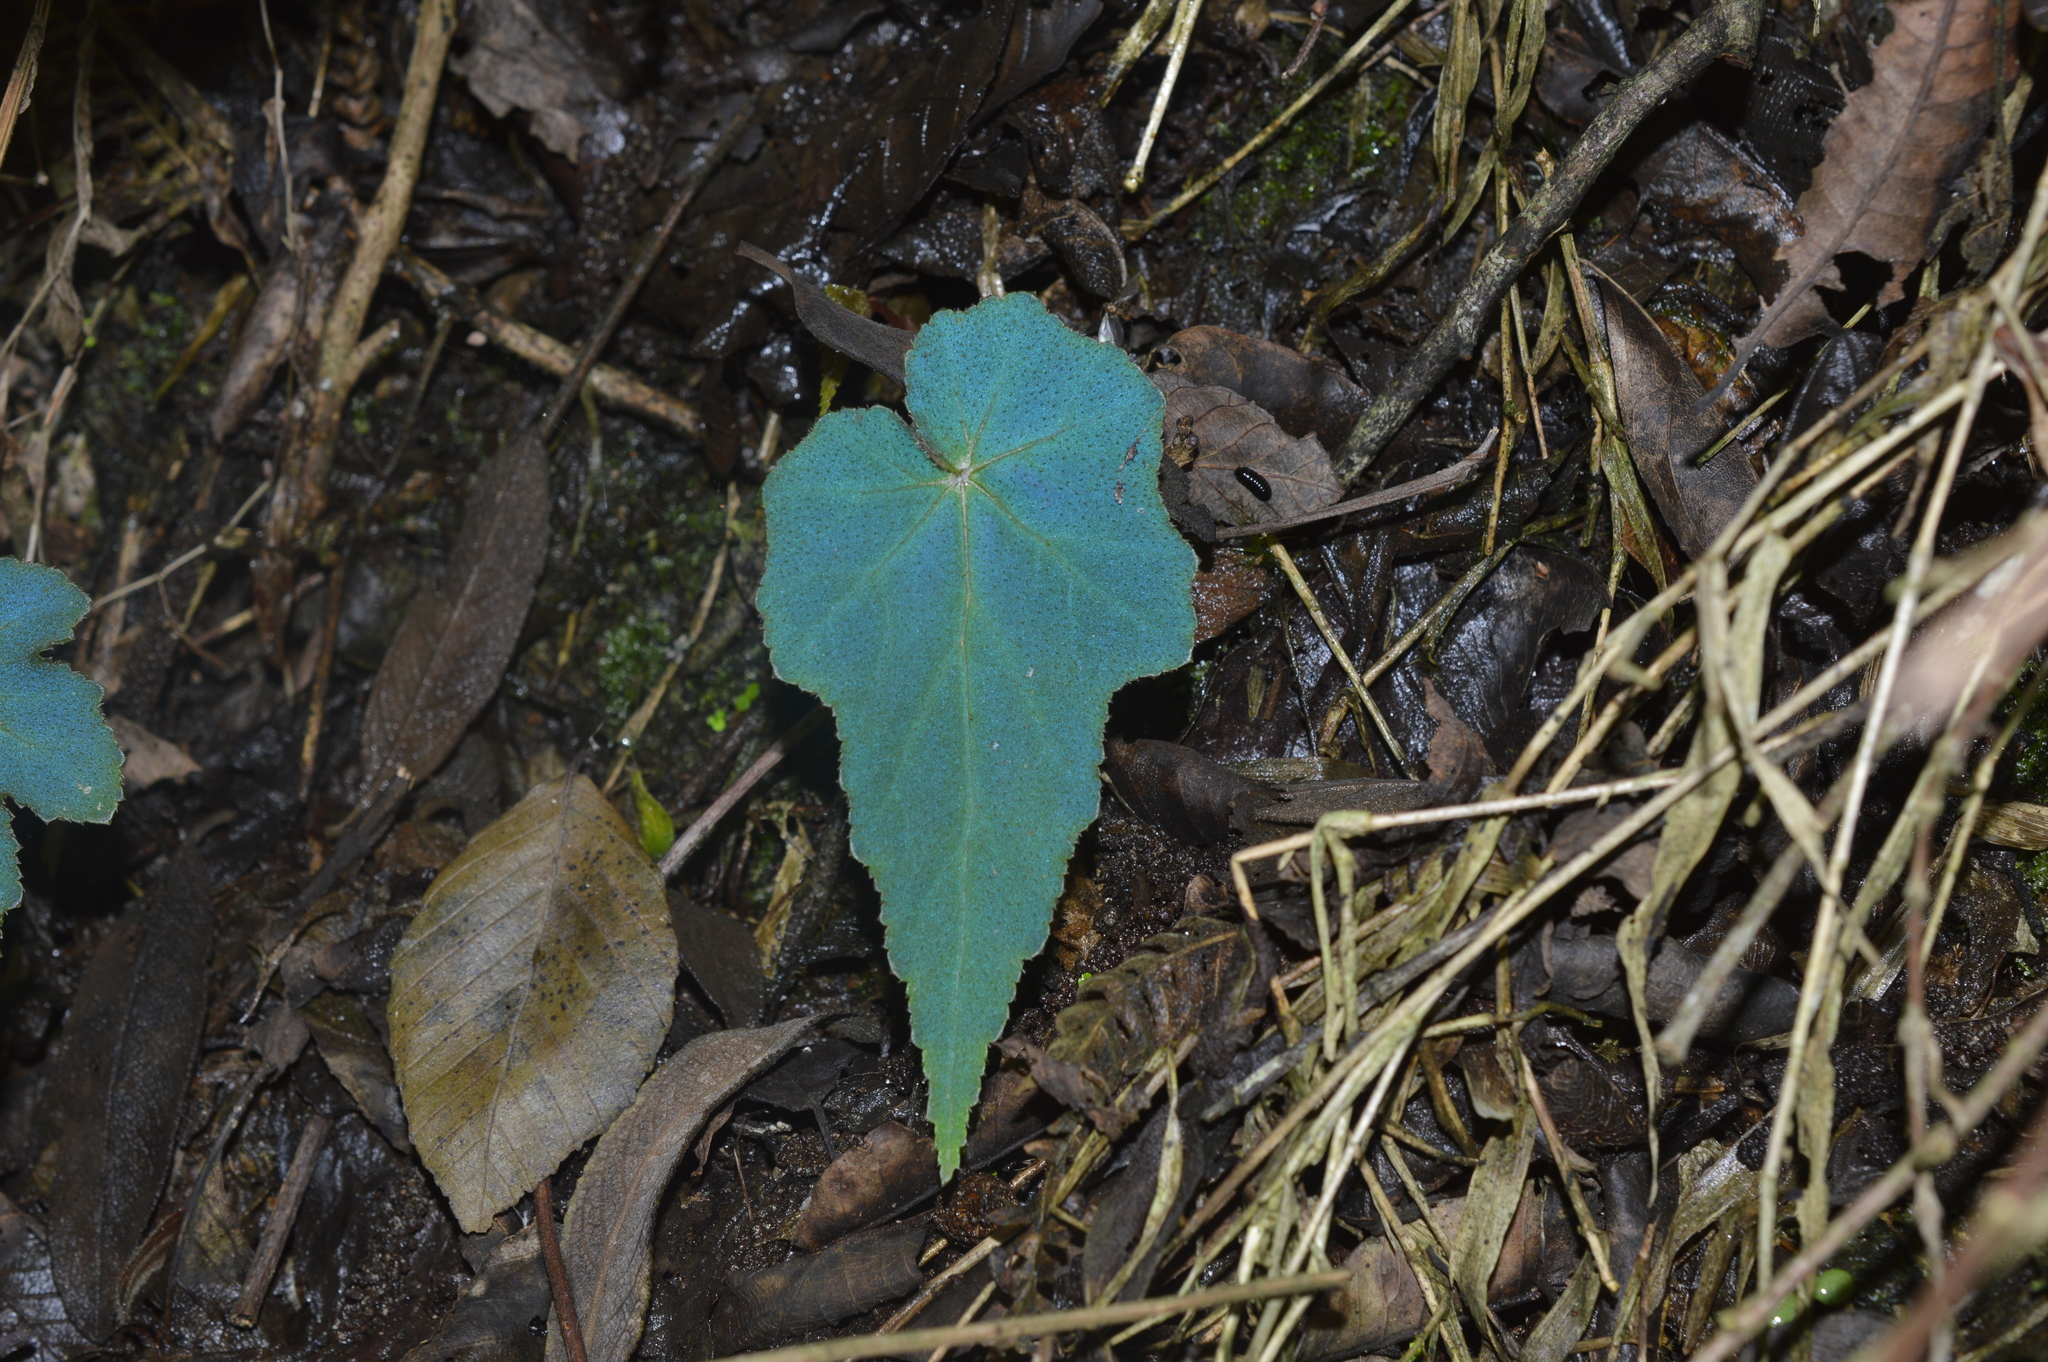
left=48, top=849, right=213, bottom=1340
left=449, top=0, right=629, bottom=163
left=1749, top=0, right=2012, bottom=351
left=542, top=1018, right=818, bottom=1362
left=1191, top=547, right=1274, bottom=643
left=1300, top=1186, right=1560, bottom=1362
left=357, top=429, right=549, bottom=797
left=1892, top=511, right=2048, bottom=732
left=793, top=1121, right=941, bottom=1251
left=1592, top=270, right=1757, bottom=559
left=1153, top=372, right=1344, bottom=528
left=206, top=261, right=297, bottom=444
left=106, top=715, right=199, bottom=792
left=1157, top=328, right=1369, bottom=452
left=389, top=774, right=678, bottom=1232
left=299, top=992, right=413, bottom=1153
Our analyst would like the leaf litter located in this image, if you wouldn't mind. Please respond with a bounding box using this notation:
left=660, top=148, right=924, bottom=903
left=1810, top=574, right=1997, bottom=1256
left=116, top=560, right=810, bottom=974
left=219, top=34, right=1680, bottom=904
left=1, top=0, right=2047, bottom=1361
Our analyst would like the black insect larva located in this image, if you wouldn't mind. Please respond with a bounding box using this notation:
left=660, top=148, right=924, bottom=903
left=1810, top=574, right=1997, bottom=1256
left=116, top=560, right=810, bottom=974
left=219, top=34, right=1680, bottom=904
left=1234, top=467, right=1273, bottom=501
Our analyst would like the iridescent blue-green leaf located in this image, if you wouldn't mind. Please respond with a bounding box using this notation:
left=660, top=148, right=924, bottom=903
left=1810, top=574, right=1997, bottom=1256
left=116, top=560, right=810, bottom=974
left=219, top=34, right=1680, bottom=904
left=0, top=558, right=123, bottom=916
left=757, top=293, right=1196, bottom=1176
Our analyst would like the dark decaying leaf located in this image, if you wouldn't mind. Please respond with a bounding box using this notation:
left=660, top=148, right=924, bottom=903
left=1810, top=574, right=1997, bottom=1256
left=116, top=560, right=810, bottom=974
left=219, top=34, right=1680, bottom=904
left=1191, top=548, right=1275, bottom=643
left=399, top=1225, right=548, bottom=1362
left=1540, top=931, right=1800, bottom=1041
left=1783, top=330, right=1886, bottom=442
left=708, top=1220, right=928, bottom=1354
left=357, top=429, right=550, bottom=797
left=1079, top=1091, right=1230, bottom=1303
left=1591, top=271, right=1758, bottom=560
left=1427, top=546, right=1607, bottom=763
left=1745, top=0, right=2011, bottom=353
left=736, top=245, right=911, bottom=386
left=299, top=992, right=413, bottom=1153
left=542, top=1018, right=818, bottom=1362
left=1103, top=738, right=1264, bottom=846
left=673, top=898, right=770, bottom=1028
left=743, top=1037, right=867, bottom=1112
left=0, top=1194, right=89, bottom=1361
left=1631, top=125, right=1801, bottom=301
left=389, top=774, right=678, bottom=1233
left=1153, top=372, right=1345, bottom=527
left=1298, top=1186, right=1565, bottom=1362
left=48, top=848, right=213, bottom=1342
left=1155, top=327, right=1371, bottom=453
left=681, top=0, right=1098, bottom=354
left=1026, top=195, right=1127, bottom=299
left=793, top=1121, right=941, bottom=1251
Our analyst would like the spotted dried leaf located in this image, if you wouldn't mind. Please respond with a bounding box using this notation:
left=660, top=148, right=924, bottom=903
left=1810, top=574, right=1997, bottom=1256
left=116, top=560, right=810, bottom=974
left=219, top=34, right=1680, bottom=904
left=389, top=774, right=678, bottom=1232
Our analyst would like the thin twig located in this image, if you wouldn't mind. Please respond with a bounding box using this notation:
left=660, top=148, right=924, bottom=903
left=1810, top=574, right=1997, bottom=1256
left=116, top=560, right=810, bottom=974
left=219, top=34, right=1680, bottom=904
left=535, top=1175, right=591, bottom=1362
left=659, top=708, right=830, bottom=877
left=1214, top=431, right=1496, bottom=538
left=710, top=1269, right=1351, bottom=1362
left=231, top=1114, right=332, bottom=1328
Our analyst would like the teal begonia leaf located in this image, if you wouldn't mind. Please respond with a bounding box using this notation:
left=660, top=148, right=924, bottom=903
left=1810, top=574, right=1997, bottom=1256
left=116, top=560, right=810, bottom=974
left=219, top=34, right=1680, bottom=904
left=0, top=558, right=124, bottom=915
left=757, top=294, right=1196, bottom=1176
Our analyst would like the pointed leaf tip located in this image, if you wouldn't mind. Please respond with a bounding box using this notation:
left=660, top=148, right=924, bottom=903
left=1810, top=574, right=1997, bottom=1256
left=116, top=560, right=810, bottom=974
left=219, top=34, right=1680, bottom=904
left=756, top=293, right=1197, bottom=1175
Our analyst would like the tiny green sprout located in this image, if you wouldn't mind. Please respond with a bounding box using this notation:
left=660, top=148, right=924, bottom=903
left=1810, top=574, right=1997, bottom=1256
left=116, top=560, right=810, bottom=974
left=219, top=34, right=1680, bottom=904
left=707, top=708, right=728, bottom=732
left=628, top=768, right=675, bottom=859
left=1077, top=972, right=1094, bottom=984
left=733, top=681, right=760, bottom=714
left=1813, top=1268, right=1855, bottom=1306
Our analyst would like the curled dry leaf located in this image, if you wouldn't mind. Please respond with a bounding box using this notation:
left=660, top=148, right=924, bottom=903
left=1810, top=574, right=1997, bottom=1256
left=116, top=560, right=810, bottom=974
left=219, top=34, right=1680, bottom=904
left=357, top=429, right=549, bottom=798
left=1744, top=0, right=2012, bottom=355
left=206, top=260, right=297, bottom=444
left=737, top=244, right=911, bottom=386
left=389, top=774, right=678, bottom=1233
left=449, top=0, right=629, bottom=162
left=1891, top=509, right=2048, bottom=732
left=48, top=849, right=213, bottom=1341
left=542, top=1017, right=818, bottom=1362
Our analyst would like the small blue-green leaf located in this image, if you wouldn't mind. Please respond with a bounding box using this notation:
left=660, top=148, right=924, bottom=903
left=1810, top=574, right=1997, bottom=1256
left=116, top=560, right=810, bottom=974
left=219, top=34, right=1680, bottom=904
left=757, top=293, right=1196, bottom=1175
left=0, top=559, right=124, bottom=915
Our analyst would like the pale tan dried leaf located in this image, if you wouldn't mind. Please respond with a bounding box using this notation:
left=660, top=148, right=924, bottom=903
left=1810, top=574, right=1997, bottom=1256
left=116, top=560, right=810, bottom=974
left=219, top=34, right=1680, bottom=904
left=1977, top=801, right=2048, bottom=851
left=106, top=716, right=199, bottom=792
left=389, top=774, right=677, bottom=1232
left=543, top=1018, right=819, bottom=1362
left=1892, top=510, right=2048, bottom=732
left=1750, top=0, right=2012, bottom=351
